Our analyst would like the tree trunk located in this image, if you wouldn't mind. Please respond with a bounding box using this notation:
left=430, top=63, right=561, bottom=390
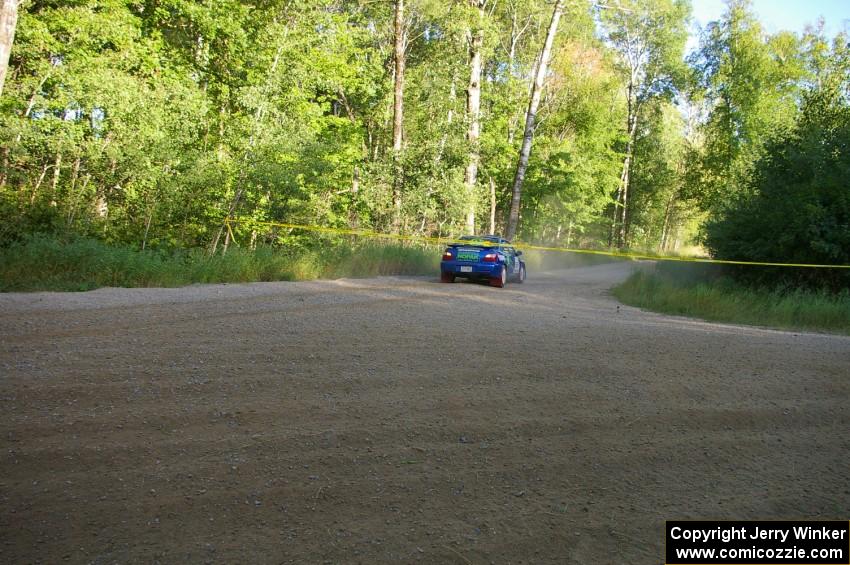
left=463, top=0, right=485, bottom=235
left=350, top=165, right=360, bottom=228
left=615, top=105, right=638, bottom=248
left=488, top=176, right=496, bottom=234
left=50, top=151, right=62, bottom=205
left=95, top=193, right=108, bottom=218
left=68, top=156, right=80, bottom=198
left=67, top=174, right=89, bottom=226
left=391, top=0, right=405, bottom=232
left=222, top=225, right=231, bottom=253
left=616, top=142, right=633, bottom=247
left=0, top=145, right=8, bottom=189
left=64, top=155, right=80, bottom=219
left=660, top=191, right=675, bottom=252
left=612, top=75, right=640, bottom=248
left=30, top=163, right=48, bottom=204
left=608, top=188, right=620, bottom=247
left=15, top=70, right=52, bottom=145
left=506, top=0, right=565, bottom=241
left=0, top=0, right=19, bottom=98
left=142, top=207, right=154, bottom=251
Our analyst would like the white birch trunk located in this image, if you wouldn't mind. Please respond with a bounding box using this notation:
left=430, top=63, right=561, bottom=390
left=463, top=0, right=484, bottom=235
left=506, top=0, right=565, bottom=241
left=391, top=0, right=405, bottom=232
left=0, top=0, right=19, bottom=98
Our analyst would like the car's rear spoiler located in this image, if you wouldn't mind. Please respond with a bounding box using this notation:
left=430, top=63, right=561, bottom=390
left=447, top=240, right=499, bottom=248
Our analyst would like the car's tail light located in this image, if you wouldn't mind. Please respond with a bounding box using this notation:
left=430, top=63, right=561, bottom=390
left=483, top=253, right=498, bottom=262
left=442, top=249, right=453, bottom=260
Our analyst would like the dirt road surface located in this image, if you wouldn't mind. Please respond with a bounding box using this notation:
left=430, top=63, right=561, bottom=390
left=1, top=263, right=848, bottom=564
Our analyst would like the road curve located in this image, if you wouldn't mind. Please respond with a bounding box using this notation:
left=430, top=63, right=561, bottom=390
left=1, top=263, right=848, bottom=563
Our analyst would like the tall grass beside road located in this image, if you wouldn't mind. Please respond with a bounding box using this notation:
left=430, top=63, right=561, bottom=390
left=0, top=235, right=439, bottom=292
left=0, top=233, right=631, bottom=292
left=613, top=264, right=850, bottom=335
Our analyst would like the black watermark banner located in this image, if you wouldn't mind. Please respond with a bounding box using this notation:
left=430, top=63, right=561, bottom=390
left=666, top=521, right=850, bottom=564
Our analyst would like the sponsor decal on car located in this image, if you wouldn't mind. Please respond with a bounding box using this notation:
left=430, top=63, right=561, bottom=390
left=456, top=248, right=480, bottom=262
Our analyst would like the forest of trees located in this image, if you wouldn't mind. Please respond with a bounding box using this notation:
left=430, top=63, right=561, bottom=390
left=0, top=0, right=848, bottom=269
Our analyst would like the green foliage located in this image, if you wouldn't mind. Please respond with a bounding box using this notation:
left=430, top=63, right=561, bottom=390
left=704, top=78, right=850, bottom=288
left=0, top=0, right=690, bottom=250
left=627, top=100, right=701, bottom=250
left=687, top=0, right=806, bottom=214
left=614, top=267, right=850, bottom=335
left=596, top=0, right=691, bottom=249
left=598, top=0, right=691, bottom=103
left=519, top=37, right=625, bottom=245
left=0, top=0, right=846, bottom=295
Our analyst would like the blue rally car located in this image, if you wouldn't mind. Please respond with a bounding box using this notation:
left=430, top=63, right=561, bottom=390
left=440, top=235, right=526, bottom=288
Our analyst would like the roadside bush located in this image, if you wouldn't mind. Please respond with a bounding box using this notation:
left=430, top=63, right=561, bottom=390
left=613, top=265, right=850, bottom=335
left=704, top=89, right=850, bottom=290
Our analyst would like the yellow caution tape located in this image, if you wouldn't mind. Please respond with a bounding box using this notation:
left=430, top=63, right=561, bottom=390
left=225, top=219, right=238, bottom=245
left=224, top=218, right=850, bottom=269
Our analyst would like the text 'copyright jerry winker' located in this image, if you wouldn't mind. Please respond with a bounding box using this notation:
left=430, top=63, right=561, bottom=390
left=665, top=521, right=849, bottom=564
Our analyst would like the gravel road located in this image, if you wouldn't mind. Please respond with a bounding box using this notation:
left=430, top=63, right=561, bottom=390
left=1, top=262, right=848, bottom=564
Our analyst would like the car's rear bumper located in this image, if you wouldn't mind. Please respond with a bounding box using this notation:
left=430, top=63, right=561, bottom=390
left=441, top=261, right=501, bottom=277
